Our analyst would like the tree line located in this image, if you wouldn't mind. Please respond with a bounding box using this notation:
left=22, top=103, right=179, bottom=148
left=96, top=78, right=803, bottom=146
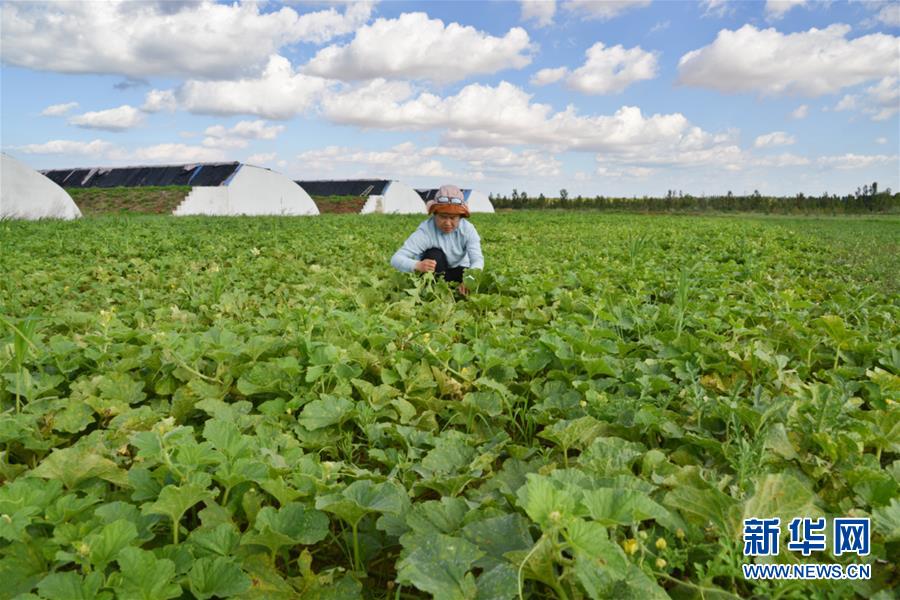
left=490, top=182, right=899, bottom=214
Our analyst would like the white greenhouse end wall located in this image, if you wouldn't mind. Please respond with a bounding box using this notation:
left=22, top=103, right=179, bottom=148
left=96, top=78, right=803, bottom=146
left=175, top=165, right=319, bottom=216
left=465, top=189, right=495, bottom=213
left=361, top=181, right=426, bottom=214
left=1, top=153, right=81, bottom=220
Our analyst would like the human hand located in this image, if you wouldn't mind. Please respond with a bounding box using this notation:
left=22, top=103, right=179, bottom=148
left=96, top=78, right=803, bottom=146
left=458, top=283, right=468, bottom=296
left=415, top=259, right=437, bottom=272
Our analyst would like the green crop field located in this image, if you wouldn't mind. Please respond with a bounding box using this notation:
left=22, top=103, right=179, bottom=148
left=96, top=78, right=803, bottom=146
left=1, top=213, right=898, bottom=600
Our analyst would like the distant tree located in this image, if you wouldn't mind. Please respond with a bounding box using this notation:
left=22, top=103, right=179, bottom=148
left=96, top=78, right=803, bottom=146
left=560, top=188, right=569, bottom=201
left=511, top=188, right=519, bottom=201
left=872, top=181, right=878, bottom=195
left=863, top=184, right=870, bottom=196
left=726, top=190, right=733, bottom=198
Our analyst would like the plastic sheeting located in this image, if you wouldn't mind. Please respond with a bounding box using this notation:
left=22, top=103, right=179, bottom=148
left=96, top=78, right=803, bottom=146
left=174, top=165, right=319, bottom=216
left=42, top=163, right=241, bottom=188
left=1, top=153, right=82, bottom=220
left=294, top=179, right=392, bottom=197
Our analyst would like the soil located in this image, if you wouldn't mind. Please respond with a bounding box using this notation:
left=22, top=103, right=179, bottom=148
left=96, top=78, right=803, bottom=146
left=67, top=186, right=191, bottom=215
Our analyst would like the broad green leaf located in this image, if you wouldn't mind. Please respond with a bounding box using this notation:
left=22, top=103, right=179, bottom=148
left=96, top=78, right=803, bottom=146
left=538, top=416, right=604, bottom=451
left=516, top=473, right=582, bottom=529
left=188, top=556, right=251, bottom=599
left=742, top=473, right=823, bottom=527
left=316, top=480, right=406, bottom=526
left=475, top=563, right=518, bottom=600
left=188, top=523, right=242, bottom=557
left=85, top=519, right=138, bottom=571
left=397, top=533, right=482, bottom=600
left=30, top=446, right=129, bottom=489
left=37, top=571, right=107, bottom=600
left=298, top=396, right=355, bottom=430
left=110, top=547, right=181, bottom=600
left=142, top=482, right=213, bottom=543
left=461, top=514, right=532, bottom=569
left=565, top=518, right=628, bottom=577
left=243, top=502, right=329, bottom=554
left=872, top=498, right=900, bottom=542
left=581, top=488, right=671, bottom=528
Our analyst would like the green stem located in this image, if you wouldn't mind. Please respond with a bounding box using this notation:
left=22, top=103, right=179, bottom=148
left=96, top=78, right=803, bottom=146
left=352, top=521, right=362, bottom=572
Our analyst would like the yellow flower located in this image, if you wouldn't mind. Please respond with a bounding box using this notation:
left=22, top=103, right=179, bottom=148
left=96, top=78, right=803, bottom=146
left=655, top=537, right=667, bottom=551
left=623, top=538, right=639, bottom=555
left=655, top=558, right=667, bottom=569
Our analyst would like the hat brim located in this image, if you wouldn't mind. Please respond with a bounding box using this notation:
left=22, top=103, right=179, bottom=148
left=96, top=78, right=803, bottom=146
left=429, top=203, right=469, bottom=217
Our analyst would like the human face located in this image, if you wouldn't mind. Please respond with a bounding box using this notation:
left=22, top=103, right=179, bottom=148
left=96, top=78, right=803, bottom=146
left=434, top=213, right=461, bottom=234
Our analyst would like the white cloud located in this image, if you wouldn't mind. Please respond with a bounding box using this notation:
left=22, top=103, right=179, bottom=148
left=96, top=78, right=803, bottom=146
left=68, top=105, right=144, bottom=131
left=791, top=104, right=808, bottom=119
left=423, top=145, right=562, bottom=177
left=876, top=3, right=900, bottom=27
left=0, top=1, right=373, bottom=79
left=834, top=94, right=859, bottom=111
left=296, top=142, right=454, bottom=179
left=521, top=0, right=556, bottom=27
left=531, top=67, right=568, bottom=86
left=304, top=13, right=533, bottom=84
left=205, top=120, right=285, bottom=141
left=817, top=153, right=899, bottom=170
left=295, top=142, right=561, bottom=179
left=700, top=0, right=731, bottom=18
left=201, top=120, right=286, bottom=150
left=678, top=24, right=900, bottom=96
left=752, top=153, right=810, bottom=167
left=40, top=102, right=78, bottom=117
left=17, top=139, right=114, bottom=156
left=132, top=144, right=227, bottom=164
left=142, top=90, right=177, bottom=113
left=650, top=20, right=671, bottom=33
left=564, top=0, right=651, bottom=21
left=875, top=137, right=887, bottom=145
left=177, top=55, right=333, bottom=119
left=320, top=79, right=729, bottom=161
left=565, top=42, right=658, bottom=94
left=834, top=77, right=899, bottom=120
left=765, top=0, right=807, bottom=20
left=754, top=131, right=796, bottom=148
left=865, top=77, right=900, bottom=120
left=246, top=152, right=278, bottom=165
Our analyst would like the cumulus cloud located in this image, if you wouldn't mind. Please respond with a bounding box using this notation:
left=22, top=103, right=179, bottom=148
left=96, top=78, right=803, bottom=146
left=791, top=104, right=809, bottom=119
left=678, top=24, right=900, bottom=96
left=754, top=131, right=796, bottom=148
left=521, top=0, right=556, bottom=27
left=565, top=42, right=658, bottom=94
left=765, top=0, right=807, bottom=20
left=177, top=55, right=333, bottom=119
left=40, top=102, right=79, bottom=117
left=834, top=77, right=899, bottom=120
left=296, top=141, right=560, bottom=179
left=205, top=120, right=285, bottom=141
left=876, top=3, right=900, bottom=27
left=132, top=144, right=227, bottom=164
left=246, top=152, right=278, bottom=165
left=17, top=139, right=114, bottom=156
left=875, top=137, right=887, bottom=145
left=320, top=79, right=728, bottom=159
left=817, top=154, right=899, bottom=170
left=142, top=90, right=178, bottom=113
left=533, top=43, right=659, bottom=94
left=564, top=0, right=651, bottom=21
left=202, top=120, right=286, bottom=150
left=68, top=105, right=144, bottom=131
left=0, top=1, right=373, bottom=79
left=296, top=142, right=454, bottom=179
left=752, top=153, right=810, bottom=167
left=304, top=13, right=533, bottom=84
left=531, top=67, right=568, bottom=86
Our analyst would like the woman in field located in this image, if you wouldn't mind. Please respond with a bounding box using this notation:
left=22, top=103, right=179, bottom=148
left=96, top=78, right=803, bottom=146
left=390, top=184, right=483, bottom=294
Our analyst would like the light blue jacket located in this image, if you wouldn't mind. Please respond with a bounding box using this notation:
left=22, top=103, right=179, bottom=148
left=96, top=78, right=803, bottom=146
left=390, top=217, right=484, bottom=273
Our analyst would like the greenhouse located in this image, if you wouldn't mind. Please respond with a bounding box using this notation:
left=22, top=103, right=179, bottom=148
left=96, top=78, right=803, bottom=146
left=296, top=179, right=426, bottom=214
left=1, top=153, right=82, bottom=220
left=42, top=162, right=319, bottom=216
left=416, top=187, right=495, bottom=213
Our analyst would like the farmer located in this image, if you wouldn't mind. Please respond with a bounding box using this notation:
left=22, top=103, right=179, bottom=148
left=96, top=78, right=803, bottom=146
left=390, top=184, right=483, bottom=294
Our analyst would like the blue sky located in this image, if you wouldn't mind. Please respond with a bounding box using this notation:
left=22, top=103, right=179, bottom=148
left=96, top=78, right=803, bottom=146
left=1, top=0, right=898, bottom=197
